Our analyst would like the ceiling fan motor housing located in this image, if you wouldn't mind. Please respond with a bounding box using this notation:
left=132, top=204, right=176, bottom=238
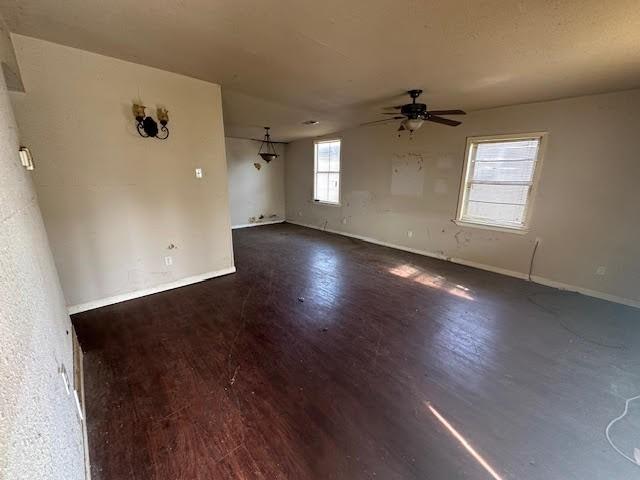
left=401, top=103, right=427, bottom=119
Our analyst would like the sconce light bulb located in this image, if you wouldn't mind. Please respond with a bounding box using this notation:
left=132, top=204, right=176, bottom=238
left=132, top=103, right=146, bottom=122
left=157, top=107, right=169, bottom=126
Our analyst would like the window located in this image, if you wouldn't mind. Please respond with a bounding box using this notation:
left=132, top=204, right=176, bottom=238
left=456, top=133, right=546, bottom=231
left=314, top=139, right=341, bottom=204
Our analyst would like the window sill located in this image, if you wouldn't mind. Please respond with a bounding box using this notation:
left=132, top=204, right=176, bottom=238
left=313, top=200, right=341, bottom=207
left=452, top=219, right=529, bottom=235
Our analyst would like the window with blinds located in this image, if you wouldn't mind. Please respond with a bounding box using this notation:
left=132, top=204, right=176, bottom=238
left=314, top=139, right=341, bottom=204
left=457, top=133, right=546, bottom=231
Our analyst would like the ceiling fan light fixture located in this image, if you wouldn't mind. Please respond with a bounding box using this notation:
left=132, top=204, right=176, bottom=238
left=363, top=90, right=465, bottom=132
left=405, top=118, right=424, bottom=131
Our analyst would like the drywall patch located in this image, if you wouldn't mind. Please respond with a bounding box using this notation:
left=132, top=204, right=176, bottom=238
left=391, top=153, right=424, bottom=197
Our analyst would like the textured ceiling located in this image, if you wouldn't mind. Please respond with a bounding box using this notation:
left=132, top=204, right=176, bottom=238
left=2, top=0, right=639, bottom=141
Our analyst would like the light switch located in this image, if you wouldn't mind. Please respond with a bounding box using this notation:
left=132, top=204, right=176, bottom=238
left=19, top=147, right=34, bottom=170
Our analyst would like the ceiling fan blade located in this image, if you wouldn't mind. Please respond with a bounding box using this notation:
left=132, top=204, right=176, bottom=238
left=427, top=109, right=466, bottom=116
left=382, top=105, right=404, bottom=110
left=426, top=115, right=462, bottom=127
left=382, top=112, right=405, bottom=115
left=360, top=116, right=403, bottom=126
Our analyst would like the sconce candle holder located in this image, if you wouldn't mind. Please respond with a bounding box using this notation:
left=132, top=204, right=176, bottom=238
left=133, top=103, right=169, bottom=140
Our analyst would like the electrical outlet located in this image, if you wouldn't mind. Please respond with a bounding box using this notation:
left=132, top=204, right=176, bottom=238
left=164, top=256, right=173, bottom=266
left=596, top=266, right=606, bottom=276
left=407, top=230, right=413, bottom=238
left=195, top=168, right=203, bottom=178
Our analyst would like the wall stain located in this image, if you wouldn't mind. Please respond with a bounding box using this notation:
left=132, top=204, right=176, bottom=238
left=454, top=230, right=472, bottom=248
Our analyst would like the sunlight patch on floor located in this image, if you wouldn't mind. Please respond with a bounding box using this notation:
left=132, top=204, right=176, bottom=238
left=389, top=264, right=474, bottom=300
left=426, top=402, right=503, bottom=480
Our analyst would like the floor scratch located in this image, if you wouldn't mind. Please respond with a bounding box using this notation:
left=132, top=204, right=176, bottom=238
left=215, top=442, right=244, bottom=464
left=371, top=325, right=384, bottom=369
left=227, top=285, right=255, bottom=378
left=230, top=365, right=240, bottom=386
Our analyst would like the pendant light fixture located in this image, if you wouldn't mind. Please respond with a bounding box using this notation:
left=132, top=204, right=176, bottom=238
left=258, top=127, right=279, bottom=163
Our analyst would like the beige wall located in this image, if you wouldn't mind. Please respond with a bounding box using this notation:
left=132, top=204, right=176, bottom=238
left=10, top=35, right=234, bottom=309
left=286, top=89, right=640, bottom=306
left=226, top=137, right=285, bottom=227
left=0, top=27, right=85, bottom=480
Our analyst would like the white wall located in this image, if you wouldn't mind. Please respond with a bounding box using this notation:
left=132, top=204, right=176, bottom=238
left=10, top=35, right=235, bottom=310
left=226, top=137, right=285, bottom=227
left=0, top=25, right=85, bottom=480
left=286, top=89, right=640, bottom=307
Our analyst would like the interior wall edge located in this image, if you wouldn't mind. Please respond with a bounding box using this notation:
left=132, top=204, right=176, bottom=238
left=285, top=220, right=640, bottom=310
left=10, top=35, right=234, bottom=308
left=0, top=16, right=85, bottom=479
left=68, top=266, right=236, bottom=315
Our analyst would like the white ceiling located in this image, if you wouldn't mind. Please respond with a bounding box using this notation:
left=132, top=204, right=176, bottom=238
left=2, top=0, right=639, bottom=141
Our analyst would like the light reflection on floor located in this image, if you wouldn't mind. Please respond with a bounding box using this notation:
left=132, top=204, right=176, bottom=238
left=426, top=401, right=504, bottom=480
left=389, top=264, right=474, bottom=300
left=307, top=248, right=344, bottom=309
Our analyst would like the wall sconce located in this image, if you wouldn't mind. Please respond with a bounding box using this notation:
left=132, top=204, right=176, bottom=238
left=132, top=103, right=169, bottom=140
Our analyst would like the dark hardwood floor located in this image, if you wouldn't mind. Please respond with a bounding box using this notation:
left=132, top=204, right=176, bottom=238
left=73, top=223, right=640, bottom=480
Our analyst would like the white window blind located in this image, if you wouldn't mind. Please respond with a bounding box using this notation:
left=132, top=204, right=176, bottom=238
left=457, top=134, right=545, bottom=230
left=314, top=140, right=341, bottom=204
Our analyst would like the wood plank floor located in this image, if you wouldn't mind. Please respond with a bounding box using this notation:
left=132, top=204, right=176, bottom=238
left=73, top=223, right=640, bottom=480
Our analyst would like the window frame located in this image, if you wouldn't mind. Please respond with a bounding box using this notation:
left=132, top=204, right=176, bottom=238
left=455, top=132, right=548, bottom=234
left=313, top=138, right=342, bottom=206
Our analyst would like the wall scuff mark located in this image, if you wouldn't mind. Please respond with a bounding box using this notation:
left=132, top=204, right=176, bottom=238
left=454, top=230, right=472, bottom=249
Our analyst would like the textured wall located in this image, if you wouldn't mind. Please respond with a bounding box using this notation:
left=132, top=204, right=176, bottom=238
left=0, top=31, right=85, bottom=480
left=226, top=137, right=285, bottom=227
left=10, top=35, right=234, bottom=309
left=286, top=89, right=640, bottom=306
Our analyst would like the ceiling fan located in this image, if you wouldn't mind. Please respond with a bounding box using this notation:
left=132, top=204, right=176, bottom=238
left=362, top=90, right=465, bottom=132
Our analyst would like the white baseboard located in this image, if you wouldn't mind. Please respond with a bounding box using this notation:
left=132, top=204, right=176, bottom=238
left=232, top=219, right=285, bottom=229
left=285, top=220, right=640, bottom=309
left=529, top=275, right=640, bottom=309
left=286, top=220, right=450, bottom=261
left=67, top=266, right=236, bottom=315
left=449, top=256, right=529, bottom=281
